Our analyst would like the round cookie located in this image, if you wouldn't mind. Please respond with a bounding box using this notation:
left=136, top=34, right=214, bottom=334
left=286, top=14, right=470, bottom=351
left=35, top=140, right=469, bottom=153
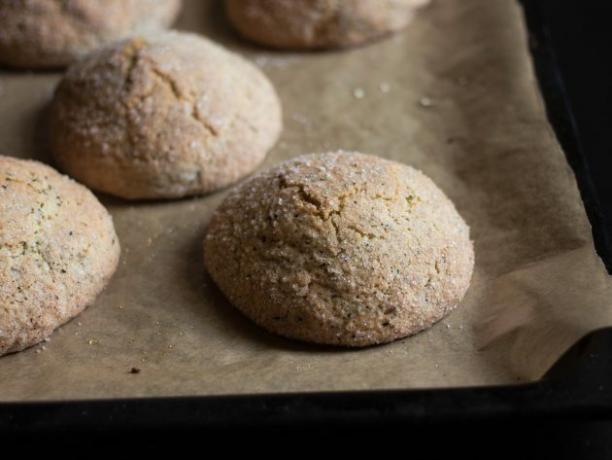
left=226, top=0, right=431, bottom=49
left=49, top=31, right=282, bottom=200
left=0, top=0, right=182, bottom=69
left=0, top=156, right=120, bottom=356
left=204, top=151, right=474, bottom=347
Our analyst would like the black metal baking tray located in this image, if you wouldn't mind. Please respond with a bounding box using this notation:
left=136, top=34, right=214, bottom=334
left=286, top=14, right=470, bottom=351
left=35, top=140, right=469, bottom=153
left=1, top=0, right=611, bottom=454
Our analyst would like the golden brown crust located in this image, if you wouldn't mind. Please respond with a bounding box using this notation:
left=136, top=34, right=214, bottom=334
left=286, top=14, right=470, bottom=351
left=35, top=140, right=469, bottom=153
left=226, top=0, right=430, bottom=49
left=0, top=156, right=120, bottom=356
left=204, top=151, right=474, bottom=347
left=0, top=0, right=182, bottom=69
left=49, top=31, right=282, bottom=200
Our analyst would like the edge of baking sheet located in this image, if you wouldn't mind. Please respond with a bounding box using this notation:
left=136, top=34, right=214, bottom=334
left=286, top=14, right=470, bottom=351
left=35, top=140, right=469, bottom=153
left=519, top=0, right=612, bottom=272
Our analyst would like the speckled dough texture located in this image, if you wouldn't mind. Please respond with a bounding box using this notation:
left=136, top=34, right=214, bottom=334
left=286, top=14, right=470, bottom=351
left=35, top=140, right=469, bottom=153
left=0, top=0, right=182, bottom=69
left=0, top=156, right=120, bottom=356
left=49, top=31, right=282, bottom=200
left=205, top=152, right=474, bottom=347
left=226, top=0, right=431, bottom=49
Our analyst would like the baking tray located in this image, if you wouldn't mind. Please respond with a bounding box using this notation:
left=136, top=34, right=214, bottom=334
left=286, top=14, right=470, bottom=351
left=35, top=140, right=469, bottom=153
left=1, top=0, right=611, bottom=452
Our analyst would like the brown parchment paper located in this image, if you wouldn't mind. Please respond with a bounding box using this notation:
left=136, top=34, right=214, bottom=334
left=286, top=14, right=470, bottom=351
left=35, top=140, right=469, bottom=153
left=1, top=0, right=611, bottom=402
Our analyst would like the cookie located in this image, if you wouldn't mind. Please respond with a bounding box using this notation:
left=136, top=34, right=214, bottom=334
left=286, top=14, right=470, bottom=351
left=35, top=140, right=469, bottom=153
left=49, top=31, right=282, bottom=200
left=0, top=156, right=120, bottom=356
left=226, top=0, right=430, bottom=49
left=0, top=0, right=182, bottom=69
left=204, top=151, right=474, bottom=347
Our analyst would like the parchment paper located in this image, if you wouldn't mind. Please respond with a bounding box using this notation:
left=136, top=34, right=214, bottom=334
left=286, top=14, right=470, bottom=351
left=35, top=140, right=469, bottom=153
left=1, top=0, right=611, bottom=402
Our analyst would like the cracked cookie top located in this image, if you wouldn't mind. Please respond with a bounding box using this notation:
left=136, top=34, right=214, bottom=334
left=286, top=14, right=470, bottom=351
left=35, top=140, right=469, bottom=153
left=204, top=151, right=474, bottom=347
left=226, top=0, right=430, bottom=50
left=0, top=156, right=120, bottom=356
left=49, top=31, right=282, bottom=199
left=0, top=0, right=182, bottom=69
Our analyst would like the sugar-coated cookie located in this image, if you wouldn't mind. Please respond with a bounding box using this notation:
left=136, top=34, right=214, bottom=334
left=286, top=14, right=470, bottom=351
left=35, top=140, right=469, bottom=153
left=0, top=156, right=120, bottom=356
left=0, top=0, right=182, bottom=69
left=204, top=151, right=474, bottom=347
left=226, top=0, right=430, bottom=49
left=49, top=31, right=282, bottom=199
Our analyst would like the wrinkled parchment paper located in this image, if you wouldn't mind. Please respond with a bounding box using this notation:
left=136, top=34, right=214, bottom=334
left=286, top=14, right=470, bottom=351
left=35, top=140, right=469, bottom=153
left=1, top=0, right=611, bottom=401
